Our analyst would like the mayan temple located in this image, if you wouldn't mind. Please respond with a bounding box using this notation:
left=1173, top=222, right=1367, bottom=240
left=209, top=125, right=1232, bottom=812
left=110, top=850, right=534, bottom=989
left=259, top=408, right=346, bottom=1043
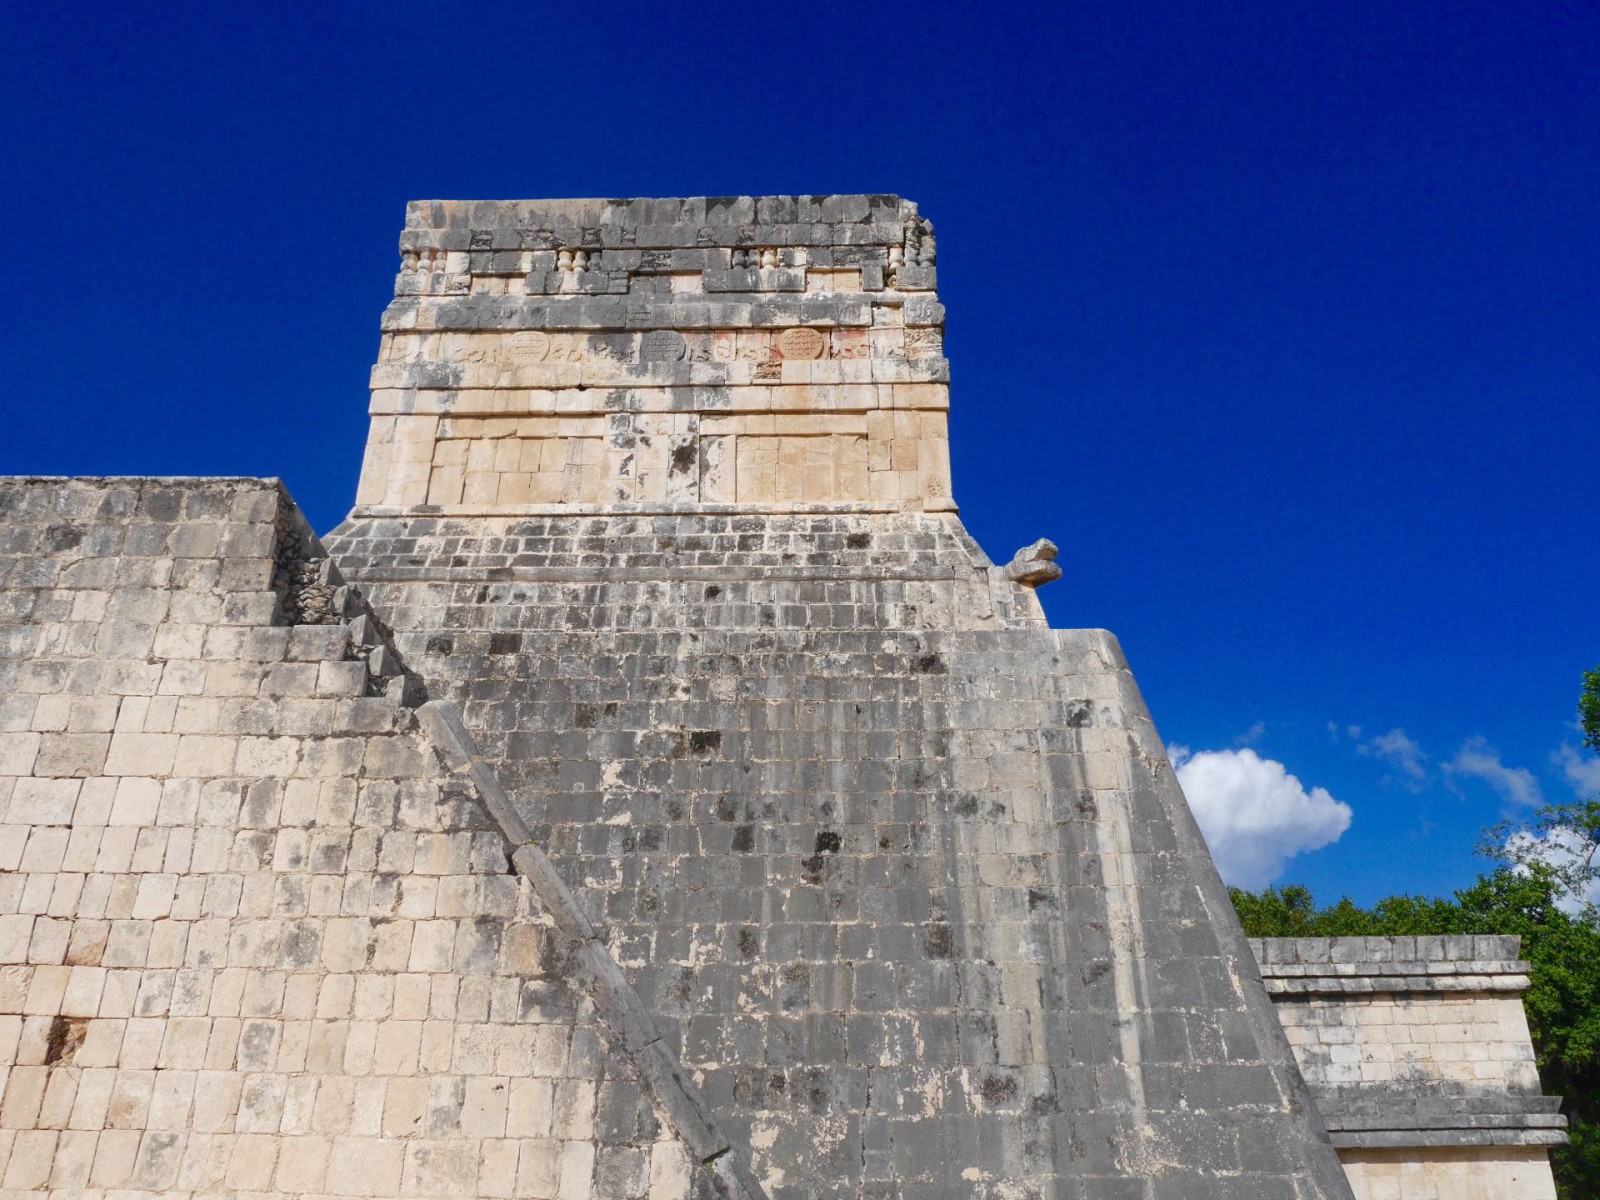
left=0, top=197, right=1565, bottom=1199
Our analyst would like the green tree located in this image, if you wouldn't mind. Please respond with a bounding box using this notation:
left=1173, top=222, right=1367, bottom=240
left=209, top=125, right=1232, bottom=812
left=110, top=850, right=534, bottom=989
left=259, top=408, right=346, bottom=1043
left=1580, top=664, right=1600, bottom=753
left=1232, top=664, right=1600, bottom=1196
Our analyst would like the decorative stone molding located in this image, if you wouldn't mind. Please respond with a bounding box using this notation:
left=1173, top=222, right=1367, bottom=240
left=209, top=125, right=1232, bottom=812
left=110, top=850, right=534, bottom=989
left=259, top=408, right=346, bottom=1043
left=356, top=197, right=955, bottom=516
left=1004, top=538, right=1062, bottom=587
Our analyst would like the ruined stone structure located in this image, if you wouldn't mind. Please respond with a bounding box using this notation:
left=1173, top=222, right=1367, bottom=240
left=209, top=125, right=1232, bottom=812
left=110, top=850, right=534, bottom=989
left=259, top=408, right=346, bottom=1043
left=1254, top=937, right=1565, bottom=1200
left=0, top=197, right=1564, bottom=1198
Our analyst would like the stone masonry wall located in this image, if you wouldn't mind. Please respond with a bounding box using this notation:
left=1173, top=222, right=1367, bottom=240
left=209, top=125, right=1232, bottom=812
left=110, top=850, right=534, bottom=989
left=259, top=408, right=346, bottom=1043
left=0, top=478, right=699, bottom=1199
left=1252, top=937, right=1564, bottom=1200
left=357, top=197, right=952, bottom=515
left=1280, top=990, right=1539, bottom=1093
left=327, top=194, right=1362, bottom=1200
left=1339, top=1148, right=1557, bottom=1200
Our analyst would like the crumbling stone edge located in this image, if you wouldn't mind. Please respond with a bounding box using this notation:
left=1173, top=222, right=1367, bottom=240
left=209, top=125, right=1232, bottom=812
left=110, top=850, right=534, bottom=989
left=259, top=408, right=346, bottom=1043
left=416, top=700, right=770, bottom=1200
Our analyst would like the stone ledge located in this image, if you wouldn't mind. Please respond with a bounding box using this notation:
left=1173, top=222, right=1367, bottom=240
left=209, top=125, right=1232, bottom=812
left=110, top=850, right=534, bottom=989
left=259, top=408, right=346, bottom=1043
left=344, top=502, right=960, bottom=520
left=1317, top=1093, right=1565, bottom=1123
left=1330, top=1128, right=1569, bottom=1149
left=1250, top=934, right=1524, bottom=964
left=1263, top=971, right=1531, bottom=996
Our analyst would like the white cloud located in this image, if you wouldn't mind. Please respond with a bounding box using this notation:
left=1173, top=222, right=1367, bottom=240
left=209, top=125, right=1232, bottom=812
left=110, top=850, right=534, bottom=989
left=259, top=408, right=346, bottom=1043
left=1554, top=744, right=1600, bottom=798
left=1173, top=747, right=1353, bottom=890
left=1504, top=827, right=1600, bottom=913
left=1359, top=727, right=1428, bottom=789
left=1445, top=737, right=1542, bottom=808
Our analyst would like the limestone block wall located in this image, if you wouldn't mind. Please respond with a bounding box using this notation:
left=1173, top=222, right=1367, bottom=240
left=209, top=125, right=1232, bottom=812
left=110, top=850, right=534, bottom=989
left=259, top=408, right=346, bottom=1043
left=1279, top=988, right=1540, bottom=1093
left=356, top=197, right=952, bottom=514
left=1339, top=1148, right=1557, bottom=1200
left=1252, top=936, right=1565, bottom=1200
left=326, top=512, right=1360, bottom=1200
left=0, top=478, right=693, bottom=1199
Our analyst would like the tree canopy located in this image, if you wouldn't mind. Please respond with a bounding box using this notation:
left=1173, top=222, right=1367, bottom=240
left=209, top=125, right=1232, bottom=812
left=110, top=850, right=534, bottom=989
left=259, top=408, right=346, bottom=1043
left=1233, top=867, right=1600, bottom=1197
left=1230, top=657, right=1600, bottom=1197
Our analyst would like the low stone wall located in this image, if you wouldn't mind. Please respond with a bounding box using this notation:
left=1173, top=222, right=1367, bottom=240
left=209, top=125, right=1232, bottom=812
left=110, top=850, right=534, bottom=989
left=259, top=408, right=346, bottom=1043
left=1251, top=936, right=1565, bottom=1200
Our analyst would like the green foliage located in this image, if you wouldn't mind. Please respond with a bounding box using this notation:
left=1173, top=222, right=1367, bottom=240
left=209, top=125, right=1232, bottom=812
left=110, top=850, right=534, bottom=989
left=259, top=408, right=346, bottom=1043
left=1231, top=863, right=1600, bottom=1199
left=1232, top=665, right=1600, bottom=1195
left=1479, top=801, right=1600, bottom=918
left=1581, top=664, right=1600, bottom=753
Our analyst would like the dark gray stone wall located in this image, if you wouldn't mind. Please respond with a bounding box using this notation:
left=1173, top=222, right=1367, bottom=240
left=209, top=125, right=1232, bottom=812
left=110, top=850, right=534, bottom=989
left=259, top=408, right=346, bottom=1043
left=326, top=193, right=1357, bottom=1199
left=326, top=510, right=1356, bottom=1200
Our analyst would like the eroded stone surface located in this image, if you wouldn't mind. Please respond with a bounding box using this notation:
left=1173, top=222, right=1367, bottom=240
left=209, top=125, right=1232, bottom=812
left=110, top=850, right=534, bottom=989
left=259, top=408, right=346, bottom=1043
left=0, top=477, right=711, bottom=1198
left=327, top=198, right=1361, bottom=1200
left=356, top=197, right=953, bottom=515
left=0, top=196, right=1565, bottom=1200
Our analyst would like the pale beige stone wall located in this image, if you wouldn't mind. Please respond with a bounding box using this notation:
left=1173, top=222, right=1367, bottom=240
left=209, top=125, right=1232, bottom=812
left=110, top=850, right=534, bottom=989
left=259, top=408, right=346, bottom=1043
left=0, top=478, right=686, bottom=1198
left=1252, top=939, right=1564, bottom=1200
left=1276, top=993, right=1542, bottom=1090
left=357, top=346, right=951, bottom=514
left=1340, top=1148, right=1558, bottom=1200
left=354, top=201, right=953, bottom=516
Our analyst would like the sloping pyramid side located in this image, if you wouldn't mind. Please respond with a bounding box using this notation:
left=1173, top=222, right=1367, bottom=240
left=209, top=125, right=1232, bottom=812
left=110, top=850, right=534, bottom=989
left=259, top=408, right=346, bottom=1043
left=328, top=510, right=1356, bottom=1200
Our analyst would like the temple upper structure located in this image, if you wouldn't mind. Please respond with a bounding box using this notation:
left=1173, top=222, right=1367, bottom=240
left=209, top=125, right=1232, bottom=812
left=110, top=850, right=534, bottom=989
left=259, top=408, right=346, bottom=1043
left=355, top=197, right=953, bottom=515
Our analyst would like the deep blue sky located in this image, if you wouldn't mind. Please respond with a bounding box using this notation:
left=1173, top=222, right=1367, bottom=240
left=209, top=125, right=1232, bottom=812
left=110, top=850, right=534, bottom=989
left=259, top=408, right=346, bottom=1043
left=5, top=2, right=1597, bottom=904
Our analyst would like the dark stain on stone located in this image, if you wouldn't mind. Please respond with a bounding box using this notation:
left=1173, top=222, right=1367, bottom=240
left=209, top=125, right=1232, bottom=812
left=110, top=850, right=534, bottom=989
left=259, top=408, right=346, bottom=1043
left=44, top=1016, right=87, bottom=1065
left=1082, top=960, right=1113, bottom=988
left=705, top=584, right=722, bottom=599
left=575, top=703, right=600, bottom=728
left=800, top=854, right=827, bottom=885
left=489, top=632, right=521, bottom=655
left=425, top=636, right=454, bottom=655
left=669, top=968, right=694, bottom=1005
left=738, top=928, right=760, bottom=958
left=924, top=924, right=953, bottom=958
left=42, top=525, right=84, bottom=554
left=911, top=652, right=946, bottom=674
left=732, top=825, right=755, bottom=853
left=670, top=443, right=698, bottom=474
left=1027, top=888, right=1057, bottom=911
left=979, top=1074, right=1019, bottom=1106
left=688, top=730, right=722, bottom=755
left=814, top=830, right=842, bottom=854
left=845, top=532, right=871, bottom=549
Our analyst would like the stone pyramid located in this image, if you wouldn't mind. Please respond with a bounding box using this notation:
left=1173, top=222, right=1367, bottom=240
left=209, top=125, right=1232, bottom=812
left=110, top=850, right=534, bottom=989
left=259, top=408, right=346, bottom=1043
left=318, top=196, right=1358, bottom=1199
